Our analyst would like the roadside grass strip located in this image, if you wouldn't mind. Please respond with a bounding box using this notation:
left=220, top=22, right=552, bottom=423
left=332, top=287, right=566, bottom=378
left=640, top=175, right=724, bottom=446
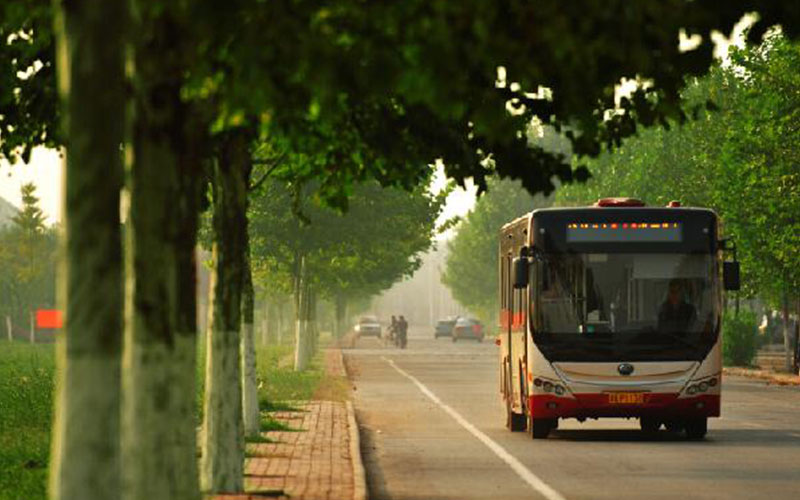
left=383, top=356, right=567, bottom=500
left=0, top=343, right=54, bottom=500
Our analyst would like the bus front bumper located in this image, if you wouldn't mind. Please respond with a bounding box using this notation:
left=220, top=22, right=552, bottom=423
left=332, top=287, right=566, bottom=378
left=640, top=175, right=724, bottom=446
left=529, top=393, right=720, bottom=419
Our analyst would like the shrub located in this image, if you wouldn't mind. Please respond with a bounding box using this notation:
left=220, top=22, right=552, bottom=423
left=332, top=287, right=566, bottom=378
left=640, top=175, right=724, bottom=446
left=722, top=310, right=758, bottom=366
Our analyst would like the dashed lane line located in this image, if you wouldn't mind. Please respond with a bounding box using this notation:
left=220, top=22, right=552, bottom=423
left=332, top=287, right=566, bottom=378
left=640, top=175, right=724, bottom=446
left=383, top=356, right=567, bottom=500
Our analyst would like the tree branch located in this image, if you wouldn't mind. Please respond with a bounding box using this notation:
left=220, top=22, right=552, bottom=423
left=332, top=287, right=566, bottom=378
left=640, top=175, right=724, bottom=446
left=249, top=151, right=287, bottom=192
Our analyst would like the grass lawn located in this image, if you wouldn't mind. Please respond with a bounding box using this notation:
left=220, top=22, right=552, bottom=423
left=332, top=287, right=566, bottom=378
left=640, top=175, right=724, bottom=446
left=256, top=339, right=349, bottom=405
left=0, top=343, right=54, bottom=500
left=0, top=335, right=346, bottom=499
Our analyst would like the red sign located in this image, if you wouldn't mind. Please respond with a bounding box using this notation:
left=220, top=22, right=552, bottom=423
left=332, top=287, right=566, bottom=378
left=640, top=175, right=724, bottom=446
left=36, top=309, right=63, bottom=329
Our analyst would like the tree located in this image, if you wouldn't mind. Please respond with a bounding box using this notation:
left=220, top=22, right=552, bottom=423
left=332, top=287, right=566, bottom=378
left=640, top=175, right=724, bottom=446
left=443, top=177, right=550, bottom=324
left=717, top=37, right=800, bottom=370
left=49, top=2, right=125, bottom=500
left=249, top=176, right=443, bottom=362
left=0, top=183, right=56, bottom=333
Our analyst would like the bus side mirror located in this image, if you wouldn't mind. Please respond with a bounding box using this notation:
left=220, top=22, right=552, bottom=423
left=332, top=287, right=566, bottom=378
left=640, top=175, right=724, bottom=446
left=723, top=261, right=740, bottom=291
left=512, top=257, right=529, bottom=289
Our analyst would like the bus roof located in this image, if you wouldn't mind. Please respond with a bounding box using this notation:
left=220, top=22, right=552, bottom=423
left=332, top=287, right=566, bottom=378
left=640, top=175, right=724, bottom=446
left=531, top=206, right=717, bottom=218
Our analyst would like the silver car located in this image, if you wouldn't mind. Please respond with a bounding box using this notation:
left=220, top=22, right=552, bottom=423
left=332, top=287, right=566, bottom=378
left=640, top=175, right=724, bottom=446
left=355, top=315, right=382, bottom=338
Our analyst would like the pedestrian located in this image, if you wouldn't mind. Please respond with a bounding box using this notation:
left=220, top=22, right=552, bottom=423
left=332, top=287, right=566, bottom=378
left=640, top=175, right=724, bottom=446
left=387, top=315, right=397, bottom=346
left=397, top=315, right=408, bottom=349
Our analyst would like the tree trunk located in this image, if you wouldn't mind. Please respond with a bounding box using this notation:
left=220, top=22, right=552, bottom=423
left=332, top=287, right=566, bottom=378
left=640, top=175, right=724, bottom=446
left=120, top=7, right=203, bottom=500
left=277, top=300, right=284, bottom=345
left=294, top=256, right=311, bottom=371
left=335, top=294, right=347, bottom=339
left=200, top=130, right=250, bottom=493
left=260, top=301, right=270, bottom=345
left=29, top=312, right=35, bottom=344
left=782, top=288, right=792, bottom=372
left=241, top=238, right=260, bottom=437
left=309, top=288, right=318, bottom=354
left=169, top=118, right=205, bottom=500
left=794, top=298, right=800, bottom=375
left=5, top=316, right=10, bottom=341
left=50, top=2, right=125, bottom=499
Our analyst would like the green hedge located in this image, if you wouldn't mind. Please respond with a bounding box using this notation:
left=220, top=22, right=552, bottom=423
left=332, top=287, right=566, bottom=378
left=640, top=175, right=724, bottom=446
left=722, top=310, right=758, bottom=366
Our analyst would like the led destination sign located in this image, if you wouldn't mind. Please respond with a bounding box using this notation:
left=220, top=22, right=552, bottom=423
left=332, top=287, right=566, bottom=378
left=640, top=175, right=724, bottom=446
left=566, top=222, right=683, bottom=243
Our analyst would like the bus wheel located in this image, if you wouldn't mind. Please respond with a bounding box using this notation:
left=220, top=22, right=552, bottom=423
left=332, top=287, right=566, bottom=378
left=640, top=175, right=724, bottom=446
left=664, top=420, right=684, bottom=433
left=530, top=418, right=554, bottom=439
left=684, top=418, right=707, bottom=440
left=639, top=418, right=661, bottom=433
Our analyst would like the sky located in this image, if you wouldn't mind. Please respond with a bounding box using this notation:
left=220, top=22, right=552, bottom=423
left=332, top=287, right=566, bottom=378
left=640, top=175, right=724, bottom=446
left=0, top=147, right=63, bottom=224
left=0, top=148, right=478, bottom=233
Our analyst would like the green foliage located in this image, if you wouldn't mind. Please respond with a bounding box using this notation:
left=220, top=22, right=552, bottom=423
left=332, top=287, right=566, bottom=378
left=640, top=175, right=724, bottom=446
left=0, top=343, right=54, bottom=500
left=249, top=177, right=443, bottom=303
left=555, top=36, right=800, bottom=309
left=722, top=310, right=759, bottom=366
left=8, top=1, right=800, bottom=197
left=0, top=0, right=59, bottom=163
left=443, top=177, right=550, bottom=323
left=0, top=184, right=57, bottom=331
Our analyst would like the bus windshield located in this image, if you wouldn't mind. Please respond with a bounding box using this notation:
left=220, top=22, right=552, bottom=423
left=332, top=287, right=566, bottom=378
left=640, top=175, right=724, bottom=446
left=533, top=253, right=719, bottom=361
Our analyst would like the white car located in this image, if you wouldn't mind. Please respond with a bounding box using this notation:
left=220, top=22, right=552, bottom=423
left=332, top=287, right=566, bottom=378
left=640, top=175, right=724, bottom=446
left=355, top=315, right=382, bottom=337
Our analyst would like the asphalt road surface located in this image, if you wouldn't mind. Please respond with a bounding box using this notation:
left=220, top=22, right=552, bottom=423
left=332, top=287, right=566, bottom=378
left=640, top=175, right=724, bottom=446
left=345, top=327, right=800, bottom=500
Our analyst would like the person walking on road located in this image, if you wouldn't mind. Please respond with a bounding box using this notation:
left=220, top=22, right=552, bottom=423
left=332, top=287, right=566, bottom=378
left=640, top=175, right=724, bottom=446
left=387, top=316, right=398, bottom=346
left=397, top=315, right=408, bottom=349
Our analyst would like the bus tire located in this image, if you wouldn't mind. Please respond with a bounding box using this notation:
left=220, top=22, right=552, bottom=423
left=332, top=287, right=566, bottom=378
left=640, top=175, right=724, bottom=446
left=640, top=417, right=661, bottom=433
left=530, top=418, right=554, bottom=439
left=684, top=418, right=707, bottom=440
left=664, top=420, right=684, bottom=433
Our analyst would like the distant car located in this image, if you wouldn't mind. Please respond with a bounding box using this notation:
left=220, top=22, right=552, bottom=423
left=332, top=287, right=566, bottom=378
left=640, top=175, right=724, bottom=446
left=355, top=315, right=382, bottom=338
left=452, top=317, right=484, bottom=342
left=434, top=316, right=459, bottom=338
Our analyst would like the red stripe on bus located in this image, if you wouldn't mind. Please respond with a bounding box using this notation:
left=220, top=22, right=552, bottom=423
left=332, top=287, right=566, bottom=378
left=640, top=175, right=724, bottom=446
left=528, top=393, right=720, bottom=419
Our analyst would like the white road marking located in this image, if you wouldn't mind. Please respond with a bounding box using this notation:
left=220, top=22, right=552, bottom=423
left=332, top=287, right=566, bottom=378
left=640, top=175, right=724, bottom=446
left=383, top=356, right=567, bottom=500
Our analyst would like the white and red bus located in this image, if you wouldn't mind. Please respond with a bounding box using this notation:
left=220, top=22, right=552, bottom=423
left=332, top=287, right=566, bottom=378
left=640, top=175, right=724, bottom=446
left=498, top=198, right=740, bottom=439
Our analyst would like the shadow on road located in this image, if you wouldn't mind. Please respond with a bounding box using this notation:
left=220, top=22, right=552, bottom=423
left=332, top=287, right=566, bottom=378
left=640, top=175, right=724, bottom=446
left=550, top=428, right=800, bottom=446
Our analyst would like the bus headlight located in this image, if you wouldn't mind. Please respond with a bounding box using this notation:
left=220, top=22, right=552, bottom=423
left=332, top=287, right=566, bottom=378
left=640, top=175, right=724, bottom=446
left=543, top=382, right=554, bottom=393
left=682, top=375, right=719, bottom=397
left=554, top=385, right=565, bottom=396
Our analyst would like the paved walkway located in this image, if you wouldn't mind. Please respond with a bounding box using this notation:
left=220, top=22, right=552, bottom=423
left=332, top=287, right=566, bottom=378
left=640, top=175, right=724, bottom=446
left=214, top=350, right=365, bottom=500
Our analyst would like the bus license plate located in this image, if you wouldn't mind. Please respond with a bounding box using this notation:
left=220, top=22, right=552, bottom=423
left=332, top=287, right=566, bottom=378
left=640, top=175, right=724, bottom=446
left=607, top=392, right=645, bottom=404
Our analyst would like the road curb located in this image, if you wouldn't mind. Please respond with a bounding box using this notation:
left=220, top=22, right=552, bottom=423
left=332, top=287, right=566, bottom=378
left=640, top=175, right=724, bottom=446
left=724, top=366, right=800, bottom=386
left=346, top=400, right=368, bottom=500
left=335, top=347, right=367, bottom=500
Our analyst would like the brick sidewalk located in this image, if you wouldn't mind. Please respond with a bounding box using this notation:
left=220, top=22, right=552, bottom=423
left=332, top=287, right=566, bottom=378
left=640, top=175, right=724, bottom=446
left=214, top=350, right=365, bottom=500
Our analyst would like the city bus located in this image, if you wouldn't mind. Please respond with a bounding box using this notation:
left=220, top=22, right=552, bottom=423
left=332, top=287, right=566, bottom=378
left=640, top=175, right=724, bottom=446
left=497, top=198, right=740, bottom=439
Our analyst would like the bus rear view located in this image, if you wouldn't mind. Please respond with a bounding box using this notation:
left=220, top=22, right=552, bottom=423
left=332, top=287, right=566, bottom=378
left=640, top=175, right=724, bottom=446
left=498, top=198, right=740, bottom=439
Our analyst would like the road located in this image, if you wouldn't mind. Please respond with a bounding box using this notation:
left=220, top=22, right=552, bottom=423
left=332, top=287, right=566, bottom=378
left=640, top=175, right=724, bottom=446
left=345, top=327, right=800, bottom=500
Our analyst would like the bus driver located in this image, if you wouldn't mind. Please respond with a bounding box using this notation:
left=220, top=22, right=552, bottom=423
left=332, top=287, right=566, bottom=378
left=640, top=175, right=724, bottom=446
left=658, top=279, right=697, bottom=333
